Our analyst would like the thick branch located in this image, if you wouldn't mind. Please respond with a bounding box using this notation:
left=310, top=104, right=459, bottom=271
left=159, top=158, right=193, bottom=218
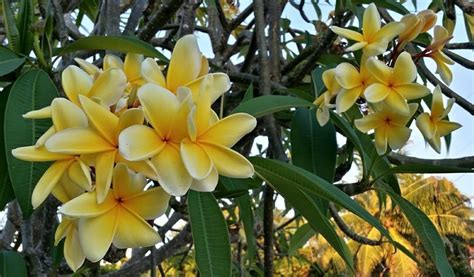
left=388, top=152, right=474, bottom=168
left=454, top=0, right=474, bottom=15
left=443, top=48, right=474, bottom=69
left=123, top=0, right=147, bottom=35
left=445, top=42, right=474, bottom=49
left=137, top=0, right=185, bottom=41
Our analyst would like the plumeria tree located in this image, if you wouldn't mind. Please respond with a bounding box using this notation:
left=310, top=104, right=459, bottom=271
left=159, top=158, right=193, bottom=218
left=0, top=0, right=472, bottom=276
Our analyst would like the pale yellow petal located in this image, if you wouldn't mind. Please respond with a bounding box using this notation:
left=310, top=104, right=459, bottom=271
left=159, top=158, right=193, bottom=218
left=64, top=226, right=85, bottom=272
left=55, top=218, right=73, bottom=245
left=374, top=126, right=388, bottom=155
left=103, top=54, right=124, bottom=70
left=60, top=190, right=117, bottom=217
left=373, top=22, right=405, bottom=42
left=346, top=41, right=368, bottom=52
left=79, top=207, right=118, bottom=262
left=436, top=120, right=461, bottom=137
left=167, top=35, right=202, bottom=92
left=35, top=126, right=56, bottom=148
left=335, top=63, right=362, bottom=89
left=46, top=128, right=115, bottom=155
left=322, top=69, right=337, bottom=91
left=316, top=105, right=330, bottom=126
left=117, top=108, right=144, bottom=134
left=393, top=84, right=429, bottom=100
left=364, top=83, right=389, bottom=103
left=392, top=52, right=417, bottom=84
left=124, top=53, right=144, bottom=84
left=330, top=26, right=364, bottom=42
left=336, top=87, right=362, bottom=113
left=118, top=125, right=164, bottom=161
left=51, top=98, right=88, bottom=131
left=387, top=125, right=411, bottom=150
left=185, top=73, right=231, bottom=103
left=68, top=159, right=92, bottom=191
left=366, top=58, right=391, bottom=85
left=419, top=9, right=437, bottom=33
left=199, top=113, right=257, bottom=147
left=123, top=187, right=170, bottom=220
left=23, top=106, right=52, bottom=119
left=152, top=145, right=192, bottom=196
left=88, top=68, right=127, bottom=107
left=75, top=58, right=101, bottom=76
left=123, top=159, right=158, bottom=180
left=190, top=166, right=219, bottom=192
left=52, top=175, right=85, bottom=203
left=416, top=113, right=436, bottom=140
left=200, top=142, right=254, bottom=178
left=113, top=206, right=160, bottom=248
left=431, top=86, right=444, bottom=119
left=12, top=146, right=72, bottom=162
left=433, top=55, right=453, bottom=85
left=141, top=58, right=166, bottom=87
left=428, top=135, right=442, bottom=153
left=32, top=160, right=74, bottom=208
left=112, top=163, right=134, bottom=199
left=363, top=3, right=381, bottom=40
left=354, top=113, right=382, bottom=133
left=79, top=95, right=119, bottom=145
left=62, top=65, right=93, bottom=105
left=364, top=39, right=390, bottom=56
left=198, top=55, right=209, bottom=77
left=95, top=150, right=116, bottom=203
left=180, top=139, right=213, bottom=180
left=384, top=91, right=410, bottom=116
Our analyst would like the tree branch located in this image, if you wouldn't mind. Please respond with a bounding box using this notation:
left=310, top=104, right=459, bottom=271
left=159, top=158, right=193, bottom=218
left=388, top=152, right=474, bottom=168
left=123, top=0, right=147, bottom=35
left=137, top=0, right=185, bottom=41
left=454, top=0, right=474, bottom=15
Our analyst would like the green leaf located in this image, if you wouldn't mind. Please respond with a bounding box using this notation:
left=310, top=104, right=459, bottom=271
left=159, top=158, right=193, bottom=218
left=0, top=85, right=14, bottom=210
left=56, top=36, right=169, bottom=62
left=17, top=0, right=34, bottom=55
left=1, top=0, right=21, bottom=53
left=378, top=185, right=455, bottom=277
left=232, top=95, right=313, bottom=118
left=4, top=69, right=58, bottom=217
left=236, top=194, right=256, bottom=264
left=0, top=46, right=25, bottom=76
left=288, top=223, right=316, bottom=256
left=0, top=250, right=28, bottom=277
left=214, top=176, right=259, bottom=198
left=353, top=0, right=410, bottom=14
left=188, top=191, right=231, bottom=277
left=242, top=83, right=253, bottom=102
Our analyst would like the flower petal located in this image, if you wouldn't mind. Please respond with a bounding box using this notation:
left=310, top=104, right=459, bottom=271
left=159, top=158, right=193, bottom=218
left=103, top=55, right=124, bottom=70
left=373, top=22, right=405, bottom=42
left=393, top=84, right=429, bottom=100
left=185, top=73, right=231, bottom=103
left=364, top=39, right=390, bottom=56
left=199, top=113, right=257, bottom=147
left=330, top=26, right=364, bottom=42
left=117, top=108, right=144, bottom=134
left=123, top=159, right=158, bottom=180
left=200, top=143, right=254, bottom=178
left=416, top=113, right=436, bottom=140
left=79, top=95, right=119, bottom=145
left=95, top=150, right=116, bottom=203
left=152, top=145, right=192, bottom=196
left=113, top=206, right=160, bottom=248
left=60, top=190, right=117, bottom=218
left=384, top=91, right=410, bottom=116
left=387, top=125, right=411, bottom=150
left=436, top=120, right=461, bottom=137
left=190, top=166, right=219, bottom=192
left=363, top=3, right=381, bottom=40
left=392, top=52, right=417, bottom=84
left=32, top=159, right=74, bottom=208
left=431, top=86, right=444, bottom=119
left=51, top=98, right=88, bottom=131
left=364, top=83, right=389, bottom=103
left=123, top=187, right=170, bottom=220
left=374, top=126, right=388, bottom=155
left=336, top=87, right=362, bottom=113
left=55, top=218, right=73, bottom=245
left=12, top=146, right=72, bottom=162
left=180, top=139, right=213, bottom=180
left=68, top=159, right=92, bottom=191
left=112, top=163, right=134, bottom=199
left=62, top=66, right=93, bottom=105
left=316, top=105, right=330, bottom=126
left=335, top=63, right=362, bottom=89
left=167, top=35, right=202, bottom=92
left=64, top=225, right=85, bottom=272
left=35, top=126, right=56, bottom=148
left=88, top=68, right=127, bottom=107
left=141, top=58, right=166, bottom=87
left=52, top=175, right=85, bottom=203
left=79, top=207, right=118, bottom=262
left=23, top=106, right=52, bottom=119
left=366, top=58, right=391, bottom=85
left=346, top=41, right=368, bottom=52
left=75, top=58, right=101, bottom=76
left=124, top=53, right=144, bottom=84
left=428, top=135, right=442, bottom=153
left=354, top=113, right=382, bottom=133
left=46, top=128, right=115, bottom=155
left=119, top=125, right=164, bottom=161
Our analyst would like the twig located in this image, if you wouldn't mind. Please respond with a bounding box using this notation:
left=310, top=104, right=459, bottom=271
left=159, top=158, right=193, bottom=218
left=137, top=0, right=185, bottom=41
left=445, top=42, right=474, bottom=49
left=228, top=3, right=254, bottom=31
left=388, top=152, right=474, bottom=169
left=289, top=0, right=311, bottom=23
left=106, top=0, right=121, bottom=35
left=443, top=48, right=474, bottom=69
left=454, top=0, right=474, bottom=15
left=123, top=0, right=147, bottom=35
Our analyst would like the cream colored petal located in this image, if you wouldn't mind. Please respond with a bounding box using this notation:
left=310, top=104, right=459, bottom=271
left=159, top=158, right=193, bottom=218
left=12, top=146, right=72, bottom=162
left=124, top=159, right=158, bottom=180
left=68, top=159, right=92, bottom=191
left=373, top=22, right=405, bottom=42
left=428, top=135, right=442, bottom=153
left=141, top=58, right=166, bottom=87
left=374, top=126, right=388, bottom=155
left=430, top=86, right=444, bottom=119
left=336, top=87, right=362, bottom=113
left=35, top=126, right=56, bottom=148
left=185, top=73, right=231, bottom=103
left=392, top=52, right=417, bottom=84
left=199, top=113, right=257, bottom=147
left=32, top=160, right=74, bottom=208
left=60, top=190, right=117, bottom=217
left=419, top=9, right=437, bottom=33
left=167, top=35, right=202, bottom=92
left=198, top=55, right=209, bottom=77
left=190, top=166, right=219, bottom=192
left=354, top=113, right=382, bottom=133
left=200, top=143, right=254, bottom=178
left=330, top=26, right=364, bottom=42
left=335, top=63, right=362, bottom=89
left=132, top=172, right=147, bottom=191
left=180, top=139, right=213, bottom=180
left=75, top=58, right=101, bottom=77
left=364, top=39, right=390, bottom=57
left=194, top=75, right=214, bottom=134
left=416, top=113, right=436, bottom=140
left=363, top=3, right=381, bottom=40
left=384, top=92, right=410, bottom=116
left=118, top=125, right=164, bottom=161
left=123, top=187, right=170, bottom=220
left=152, top=145, right=192, bottom=196
left=137, top=83, right=180, bottom=138
left=62, top=66, right=93, bottom=105
left=316, top=106, right=330, bottom=126
left=366, top=58, right=391, bottom=85
left=436, top=120, right=462, bottom=137
left=64, top=226, right=85, bottom=272
left=117, top=108, right=144, bottom=134
left=95, top=150, right=116, bottom=203
left=345, top=41, right=368, bottom=52
left=55, top=218, right=73, bottom=245
left=88, top=68, right=127, bottom=107
left=51, top=98, right=88, bottom=131
left=434, top=57, right=453, bottom=85
left=364, top=83, right=389, bottom=103
left=393, top=84, right=429, bottom=100
left=113, top=206, right=160, bottom=248
left=399, top=14, right=423, bottom=43
left=79, top=207, right=118, bottom=262
left=79, top=95, right=118, bottom=145
left=52, top=174, right=85, bottom=203
left=23, top=106, right=52, bottom=119
left=46, top=128, right=115, bottom=155
left=168, top=98, right=192, bottom=142
left=387, top=125, right=411, bottom=150
left=124, top=53, right=144, bottom=84
left=322, top=69, right=336, bottom=91
left=112, top=163, right=134, bottom=199
left=103, top=54, right=124, bottom=70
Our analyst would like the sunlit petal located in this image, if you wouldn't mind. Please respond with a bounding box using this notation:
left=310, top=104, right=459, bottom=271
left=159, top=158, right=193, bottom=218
left=185, top=73, right=231, bottom=103
left=95, top=150, right=116, bottom=203
left=119, top=125, right=164, bottom=161
left=393, top=84, right=429, bottom=100
left=364, top=39, right=389, bottom=56
left=167, top=35, right=202, bottom=92
left=12, top=146, right=72, bottom=162
left=416, top=113, right=436, bottom=140
left=336, top=87, right=362, bottom=113
left=330, top=26, right=364, bottom=42
left=152, top=145, right=192, bottom=196
left=23, top=106, right=52, bottom=119
left=354, top=113, right=382, bottom=133
left=180, top=139, right=213, bottom=180
left=35, top=126, right=56, bottom=148
left=103, top=54, right=124, bottom=70
left=335, top=63, right=362, bottom=89
left=68, top=159, right=92, bottom=191
left=199, top=113, right=257, bottom=147
left=201, top=142, right=254, bottom=178
left=363, top=3, right=381, bottom=40
left=366, top=58, right=391, bottom=85
left=436, top=120, right=462, bottom=137
left=46, top=128, right=115, bottom=155
left=141, top=58, right=166, bottom=87
left=123, top=187, right=170, bottom=220
left=88, top=68, right=127, bottom=106
left=32, top=159, right=74, bottom=208
left=387, top=125, right=411, bottom=150
left=62, top=65, right=93, bottom=105
left=124, top=53, right=144, bottom=84
left=60, top=190, right=116, bottom=217
left=64, top=226, right=85, bottom=272
left=364, top=83, right=389, bottom=103
left=190, top=166, right=219, bottom=192
left=113, top=206, right=160, bottom=248
left=384, top=91, right=410, bottom=116
left=79, top=95, right=119, bottom=145
left=51, top=98, right=88, bottom=131
left=392, top=52, right=417, bottom=84
left=117, top=108, right=144, bottom=134
left=345, top=41, right=368, bottom=52
left=75, top=58, right=101, bottom=76
left=373, top=22, right=405, bottom=42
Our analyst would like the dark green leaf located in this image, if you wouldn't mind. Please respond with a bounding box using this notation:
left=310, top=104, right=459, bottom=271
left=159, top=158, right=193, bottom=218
left=0, top=85, right=14, bottom=210
left=236, top=194, right=256, bottom=264
left=0, top=46, right=25, bottom=76
left=242, top=83, right=253, bottom=102
left=188, top=191, right=231, bottom=277
left=0, top=250, right=28, bottom=277
left=232, top=95, right=312, bottom=118
left=288, top=223, right=316, bottom=256
left=57, top=36, right=169, bottom=62
left=1, top=0, right=21, bottom=53
left=214, top=176, right=259, bottom=198
left=17, top=0, right=34, bottom=55
left=5, top=69, right=58, bottom=217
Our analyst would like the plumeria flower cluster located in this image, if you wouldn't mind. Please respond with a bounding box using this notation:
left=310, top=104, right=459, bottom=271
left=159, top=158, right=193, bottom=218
left=12, top=35, right=256, bottom=271
left=316, top=3, right=461, bottom=155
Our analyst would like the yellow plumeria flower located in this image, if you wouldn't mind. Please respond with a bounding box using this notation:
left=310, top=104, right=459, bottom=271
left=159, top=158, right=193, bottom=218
left=59, top=164, right=170, bottom=263
left=103, top=53, right=147, bottom=86
left=141, top=35, right=230, bottom=103
left=55, top=217, right=85, bottom=272
left=355, top=103, right=418, bottom=155
left=118, top=84, right=194, bottom=196
left=398, top=9, right=437, bottom=50
left=12, top=98, right=92, bottom=208
left=330, top=3, right=405, bottom=56
left=416, top=86, right=461, bottom=153
left=425, top=26, right=455, bottom=85
left=181, top=75, right=256, bottom=191
left=74, top=58, right=102, bottom=78
left=334, top=58, right=373, bottom=113
left=313, top=68, right=341, bottom=126
left=45, top=96, right=158, bottom=203
left=364, top=52, right=429, bottom=115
